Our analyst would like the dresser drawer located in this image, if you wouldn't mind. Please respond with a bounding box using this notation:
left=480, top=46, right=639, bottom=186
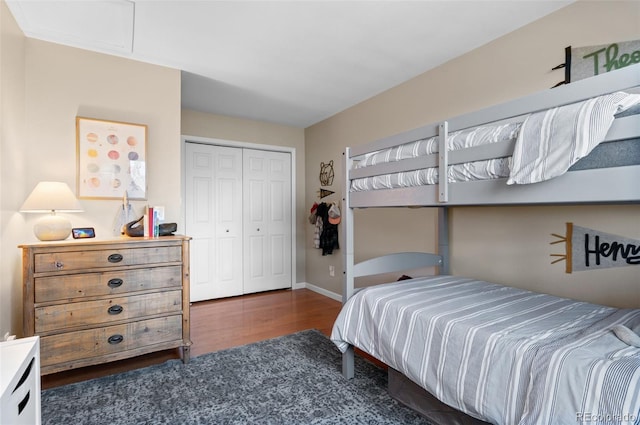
left=35, top=290, right=182, bottom=333
left=34, top=246, right=182, bottom=273
left=34, top=265, right=182, bottom=303
left=39, top=315, right=183, bottom=367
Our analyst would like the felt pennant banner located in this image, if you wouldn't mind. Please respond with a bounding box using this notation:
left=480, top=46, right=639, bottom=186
left=551, top=223, right=640, bottom=273
left=552, top=39, right=640, bottom=87
left=317, top=188, right=334, bottom=199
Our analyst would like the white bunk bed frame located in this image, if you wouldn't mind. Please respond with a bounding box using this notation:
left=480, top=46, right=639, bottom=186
left=340, top=65, right=640, bottom=380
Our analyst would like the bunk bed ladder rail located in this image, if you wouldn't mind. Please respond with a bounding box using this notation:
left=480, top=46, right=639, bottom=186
left=343, top=147, right=355, bottom=303
left=342, top=147, right=356, bottom=378
left=438, top=121, right=451, bottom=275
left=438, top=121, right=449, bottom=203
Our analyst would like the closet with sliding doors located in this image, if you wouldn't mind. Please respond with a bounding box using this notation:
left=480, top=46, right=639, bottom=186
left=184, top=141, right=293, bottom=302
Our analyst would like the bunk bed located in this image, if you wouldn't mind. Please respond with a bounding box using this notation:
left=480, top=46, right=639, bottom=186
left=330, top=64, right=640, bottom=425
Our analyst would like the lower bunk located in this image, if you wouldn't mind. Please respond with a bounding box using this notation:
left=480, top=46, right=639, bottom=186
left=331, top=275, right=640, bottom=425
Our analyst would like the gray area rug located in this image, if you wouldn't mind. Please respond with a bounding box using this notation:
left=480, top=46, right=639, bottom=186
left=42, top=329, right=432, bottom=424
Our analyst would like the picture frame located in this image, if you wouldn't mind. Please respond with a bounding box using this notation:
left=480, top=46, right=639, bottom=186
left=76, top=117, right=147, bottom=200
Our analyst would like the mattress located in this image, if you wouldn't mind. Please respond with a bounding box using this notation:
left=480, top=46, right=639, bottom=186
left=331, top=276, right=640, bottom=425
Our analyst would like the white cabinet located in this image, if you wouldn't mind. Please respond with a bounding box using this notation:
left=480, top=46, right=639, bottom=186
left=186, top=143, right=293, bottom=301
left=0, top=336, right=41, bottom=425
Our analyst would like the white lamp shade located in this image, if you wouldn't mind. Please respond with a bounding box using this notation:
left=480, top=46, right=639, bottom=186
left=20, top=182, right=83, bottom=213
left=20, top=182, right=83, bottom=241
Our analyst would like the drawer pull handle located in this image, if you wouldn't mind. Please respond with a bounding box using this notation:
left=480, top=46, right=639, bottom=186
left=108, top=253, right=123, bottom=263
left=18, top=391, right=30, bottom=415
left=54, top=261, right=64, bottom=269
left=12, top=358, right=34, bottom=394
left=108, top=305, right=124, bottom=315
left=108, top=334, right=124, bottom=345
left=107, top=278, right=123, bottom=288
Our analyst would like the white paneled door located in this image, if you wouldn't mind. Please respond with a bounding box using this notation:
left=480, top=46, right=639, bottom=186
left=186, top=143, right=243, bottom=301
left=185, top=143, right=292, bottom=301
left=243, top=149, right=292, bottom=294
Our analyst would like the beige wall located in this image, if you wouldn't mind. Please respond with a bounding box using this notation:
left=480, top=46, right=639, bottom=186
left=181, top=109, right=306, bottom=282
left=0, top=1, right=182, bottom=336
left=305, top=0, right=640, bottom=307
left=1, top=0, right=27, bottom=337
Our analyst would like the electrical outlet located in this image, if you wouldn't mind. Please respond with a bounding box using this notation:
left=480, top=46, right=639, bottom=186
left=329, top=265, right=335, bottom=277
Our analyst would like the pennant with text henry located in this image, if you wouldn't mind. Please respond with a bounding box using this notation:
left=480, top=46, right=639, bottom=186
left=551, top=223, right=640, bottom=273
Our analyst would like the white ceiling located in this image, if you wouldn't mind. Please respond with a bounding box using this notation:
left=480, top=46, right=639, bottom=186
left=6, top=0, right=573, bottom=128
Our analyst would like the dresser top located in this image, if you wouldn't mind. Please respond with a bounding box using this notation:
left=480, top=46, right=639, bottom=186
left=19, top=235, right=191, bottom=249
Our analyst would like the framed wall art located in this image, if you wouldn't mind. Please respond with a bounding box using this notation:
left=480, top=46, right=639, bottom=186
left=76, top=117, right=147, bottom=200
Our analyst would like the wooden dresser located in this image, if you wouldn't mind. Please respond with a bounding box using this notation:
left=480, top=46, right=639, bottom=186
left=20, top=236, right=191, bottom=375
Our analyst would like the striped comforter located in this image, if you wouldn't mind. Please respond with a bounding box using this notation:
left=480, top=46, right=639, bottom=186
left=331, top=276, right=640, bottom=425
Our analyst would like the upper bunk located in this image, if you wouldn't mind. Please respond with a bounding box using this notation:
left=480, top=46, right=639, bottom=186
left=345, top=64, right=640, bottom=208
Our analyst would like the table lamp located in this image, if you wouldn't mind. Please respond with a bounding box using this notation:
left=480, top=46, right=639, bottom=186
left=20, top=181, right=83, bottom=241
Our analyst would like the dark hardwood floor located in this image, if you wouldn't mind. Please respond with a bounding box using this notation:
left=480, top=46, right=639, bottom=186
left=42, top=288, right=343, bottom=390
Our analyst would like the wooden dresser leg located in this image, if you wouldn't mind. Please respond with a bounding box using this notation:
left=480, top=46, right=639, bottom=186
left=181, top=345, right=191, bottom=364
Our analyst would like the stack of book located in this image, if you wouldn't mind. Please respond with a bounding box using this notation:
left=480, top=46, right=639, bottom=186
left=143, top=205, right=161, bottom=237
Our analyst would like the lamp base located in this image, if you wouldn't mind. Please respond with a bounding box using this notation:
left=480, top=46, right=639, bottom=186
left=33, top=215, right=72, bottom=241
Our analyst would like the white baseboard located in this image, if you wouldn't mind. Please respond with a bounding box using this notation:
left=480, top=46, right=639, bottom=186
left=293, top=282, right=341, bottom=302
left=291, top=281, right=306, bottom=290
